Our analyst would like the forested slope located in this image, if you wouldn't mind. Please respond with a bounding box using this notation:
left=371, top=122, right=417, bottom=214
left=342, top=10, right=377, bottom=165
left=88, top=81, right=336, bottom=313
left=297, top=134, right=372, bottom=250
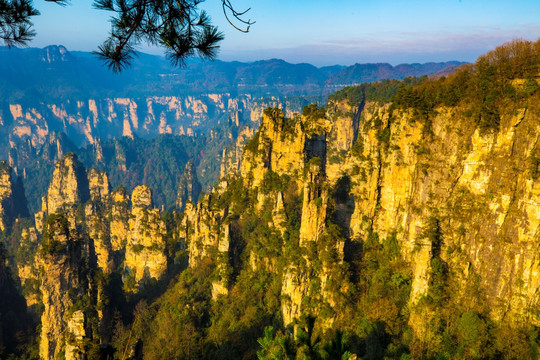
left=0, top=39, right=539, bottom=359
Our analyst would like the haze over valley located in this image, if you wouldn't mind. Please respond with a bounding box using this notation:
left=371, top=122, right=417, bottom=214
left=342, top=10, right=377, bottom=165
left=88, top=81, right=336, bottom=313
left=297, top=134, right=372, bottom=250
left=1, top=45, right=462, bottom=212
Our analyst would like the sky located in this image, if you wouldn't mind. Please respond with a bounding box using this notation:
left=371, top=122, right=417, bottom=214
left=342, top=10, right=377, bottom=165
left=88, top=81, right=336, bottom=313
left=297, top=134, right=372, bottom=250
left=30, top=0, right=540, bottom=66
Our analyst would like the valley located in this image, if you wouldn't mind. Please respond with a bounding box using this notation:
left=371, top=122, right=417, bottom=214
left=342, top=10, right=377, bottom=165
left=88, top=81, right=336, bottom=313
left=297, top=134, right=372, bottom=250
left=0, top=39, right=539, bottom=359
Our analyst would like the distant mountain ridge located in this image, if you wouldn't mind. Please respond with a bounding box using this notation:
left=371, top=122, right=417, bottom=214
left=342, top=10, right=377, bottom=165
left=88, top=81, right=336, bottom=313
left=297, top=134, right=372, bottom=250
left=0, top=45, right=466, bottom=102
left=0, top=45, right=466, bottom=209
left=327, top=61, right=465, bottom=85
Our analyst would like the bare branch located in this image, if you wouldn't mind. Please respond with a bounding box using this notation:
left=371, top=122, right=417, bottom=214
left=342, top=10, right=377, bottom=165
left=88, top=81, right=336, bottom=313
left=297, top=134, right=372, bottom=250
left=1, top=0, right=254, bottom=71
left=44, top=0, right=70, bottom=7
left=222, top=0, right=254, bottom=33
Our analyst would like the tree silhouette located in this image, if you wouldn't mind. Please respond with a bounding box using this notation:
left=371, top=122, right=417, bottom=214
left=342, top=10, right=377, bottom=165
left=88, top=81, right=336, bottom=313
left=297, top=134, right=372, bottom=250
left=0, top=0, right=254, bottom=72
left=0, top=0, right=39, bottom=46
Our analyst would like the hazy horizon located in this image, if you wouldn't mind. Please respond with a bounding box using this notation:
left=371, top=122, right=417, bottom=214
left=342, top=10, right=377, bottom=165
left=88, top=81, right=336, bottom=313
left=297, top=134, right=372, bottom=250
left=27, top=0, right=540, bottom=67
left=7, top=43, right=470, bottom=68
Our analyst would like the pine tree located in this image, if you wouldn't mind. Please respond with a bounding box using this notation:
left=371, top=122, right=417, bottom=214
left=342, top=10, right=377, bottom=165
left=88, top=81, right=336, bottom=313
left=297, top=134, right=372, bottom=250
left=0, top=0, right=254, bottom=72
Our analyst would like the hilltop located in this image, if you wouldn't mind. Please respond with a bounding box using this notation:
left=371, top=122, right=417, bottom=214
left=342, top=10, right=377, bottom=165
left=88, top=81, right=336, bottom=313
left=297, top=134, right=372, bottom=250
left=0, top=45, right=464, bottom=101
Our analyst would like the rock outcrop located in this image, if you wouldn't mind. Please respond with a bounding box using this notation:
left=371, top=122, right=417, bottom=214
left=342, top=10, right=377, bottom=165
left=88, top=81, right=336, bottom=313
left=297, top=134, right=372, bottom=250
left=176, top=160, right=202, bottom=211
left=240, top=108, right=306, bottom=187
left=38, top=214, right=91, bottom=360
left=85, top=169, right=113, bottom=273
left=342, top=102, right=540, bottom=331
left=34, top=152, right=170, bottom=284
left=109, top=185, right=130, bottom=252
left=182, top=180, right=231, bottom=267
left=28, top=154, right=174, bottom=357
left=124, top=185, right=168, bottom=290
left=0, top=161, right=17, bottom=231
left=87, top=168, right=110, bottom=202
left=299, top=140, right=327, bottom=245
left=2, top=94, right=284, bottom=150
left=219, top=126, right=256, bottom=177
left=42, top=153, right=89, bottom=216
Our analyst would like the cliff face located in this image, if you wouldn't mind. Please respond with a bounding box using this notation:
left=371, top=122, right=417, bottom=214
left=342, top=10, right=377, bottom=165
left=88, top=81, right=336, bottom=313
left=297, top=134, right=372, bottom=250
left=1, top=95, right=308, bottom=153
left=109, top=185, right=130, bottom=252
left=20, top=152, right=173, bottom=359
left=281, top=155, right=330, bottom=326
left=37, top=214, right=89, bottom=360
left=43, top=153, right=89, bottom=216
left=180, top=87, right=540, bottom=341
left=182, top=180, right=231, bottom=268
left=0, top=161, right=28, bottom=232
left=37, top=154, right=170, bottom=284
left=240, top=108, right=306, bottom=187
left=184, top=106, right=352, bottom=324
left=176, top=160, right=202, bottom=211
left=299, top=143, right=328, bottom=245
left=344, top=101, right=540, bottom=329
left=0, top=161, right=16, bottom=231
left=124, top=185, right=168, bottom=289
left=85, top=169, right=113, bottom=273
left=219, top=126, right=256, bottom=177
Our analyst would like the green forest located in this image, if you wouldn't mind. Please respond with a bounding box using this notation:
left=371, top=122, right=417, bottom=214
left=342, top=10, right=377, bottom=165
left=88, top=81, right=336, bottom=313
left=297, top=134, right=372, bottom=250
left=0, top=39, right=540, bottom=360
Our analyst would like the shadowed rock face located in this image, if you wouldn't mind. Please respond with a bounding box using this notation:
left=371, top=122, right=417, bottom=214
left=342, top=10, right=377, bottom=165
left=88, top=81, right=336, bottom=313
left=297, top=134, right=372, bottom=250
left=0, top=242, right=31, bottom=355
left=0, top=160, right=28, bottom=231
left=0, top=161, right=16, bottom=232
left=176, top=160, right=202, bottom=211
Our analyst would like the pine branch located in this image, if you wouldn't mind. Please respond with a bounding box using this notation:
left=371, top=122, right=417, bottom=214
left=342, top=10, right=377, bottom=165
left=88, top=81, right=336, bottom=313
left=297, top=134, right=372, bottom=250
left=0, top=0, right=39, bottom=47
left=1, top=0, right=254, bottom=71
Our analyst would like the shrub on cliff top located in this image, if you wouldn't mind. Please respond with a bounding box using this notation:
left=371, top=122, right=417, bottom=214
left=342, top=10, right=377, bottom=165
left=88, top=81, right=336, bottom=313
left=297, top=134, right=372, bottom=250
left=391, top=39, right=540, bottom=132
left=41, top=213, right=70, bottom=255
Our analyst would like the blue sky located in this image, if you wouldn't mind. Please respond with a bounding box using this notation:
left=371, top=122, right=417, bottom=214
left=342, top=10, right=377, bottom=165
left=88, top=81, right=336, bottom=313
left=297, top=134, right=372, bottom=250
left=31, top=0, right=540, bottom=66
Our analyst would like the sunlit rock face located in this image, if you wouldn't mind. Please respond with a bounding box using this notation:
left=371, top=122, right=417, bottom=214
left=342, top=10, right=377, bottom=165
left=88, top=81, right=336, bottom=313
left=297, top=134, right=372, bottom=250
left=44, top=153, right=89, bottom=215
left=343, top=102, right=540, bottom=332
left=124, top=185, right=168, bottom=290
left=185, top=91, right=540, bottom=333
left=2, top=94, right=268, bottom=148
left=38, top=214, right=86, bottom=360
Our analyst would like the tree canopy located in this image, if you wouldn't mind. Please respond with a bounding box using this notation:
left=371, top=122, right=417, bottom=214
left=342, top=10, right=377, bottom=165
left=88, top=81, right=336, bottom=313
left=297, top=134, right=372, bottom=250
left=0, top=0, right=254, bottom=72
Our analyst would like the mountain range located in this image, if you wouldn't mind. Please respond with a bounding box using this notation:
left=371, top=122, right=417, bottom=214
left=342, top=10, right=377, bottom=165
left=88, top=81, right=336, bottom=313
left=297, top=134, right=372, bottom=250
left=0, top=45, right=464, bottom=102
left=0, top=45, right=466, bottom=212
